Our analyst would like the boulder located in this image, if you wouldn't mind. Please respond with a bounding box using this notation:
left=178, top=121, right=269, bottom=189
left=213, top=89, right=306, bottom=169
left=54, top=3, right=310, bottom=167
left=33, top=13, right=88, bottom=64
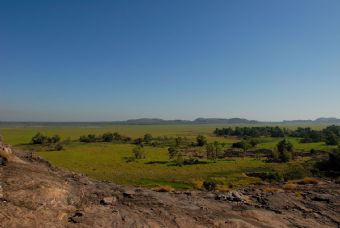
left=100, top=196, right=117, bottom=205
left=216, top=191, right=249, bottom=203
left=123, top=190, right=135, bottom=198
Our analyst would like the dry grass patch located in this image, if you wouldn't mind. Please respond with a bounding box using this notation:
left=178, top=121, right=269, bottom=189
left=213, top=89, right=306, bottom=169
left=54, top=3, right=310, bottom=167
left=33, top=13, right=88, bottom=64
left=153, top=185, right=174, bottom=192
left=191, top=180, right=203, bottom=190
left=298, top=177, right=319, bottom=185
left=263, top=186, right=281, bottom=193
left=283, top=182, right=297, bottom=190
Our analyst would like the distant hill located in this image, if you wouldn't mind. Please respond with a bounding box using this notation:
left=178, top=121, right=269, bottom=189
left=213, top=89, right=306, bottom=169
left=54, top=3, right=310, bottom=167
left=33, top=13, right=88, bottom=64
left=124, top=118, right=259, bottom=125
left=125, top=118, right=191, bottom=125
left=282, top=117, right=340, bottom=124
left=314, top=117, right=340, bottom=123
left=1, top=117, right=340, bottom=127
left=193, top=118, right=259, bottom=124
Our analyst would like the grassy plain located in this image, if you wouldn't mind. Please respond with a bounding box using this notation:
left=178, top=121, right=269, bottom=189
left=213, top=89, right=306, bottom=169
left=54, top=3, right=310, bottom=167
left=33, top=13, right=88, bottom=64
left=0, top=124, right=335, bottom=189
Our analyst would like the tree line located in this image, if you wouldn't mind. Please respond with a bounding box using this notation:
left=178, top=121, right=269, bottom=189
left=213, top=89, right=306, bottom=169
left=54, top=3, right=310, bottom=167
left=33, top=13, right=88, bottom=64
left=214, top=125, right=340, bottom=145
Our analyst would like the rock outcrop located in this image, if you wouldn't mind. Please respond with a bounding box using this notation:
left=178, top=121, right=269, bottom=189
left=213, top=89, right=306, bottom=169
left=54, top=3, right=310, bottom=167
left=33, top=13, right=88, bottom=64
left=0, top=144, right=339, bottom=227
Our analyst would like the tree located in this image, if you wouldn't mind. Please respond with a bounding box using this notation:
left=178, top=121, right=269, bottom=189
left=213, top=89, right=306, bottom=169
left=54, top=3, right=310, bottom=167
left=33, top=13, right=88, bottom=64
left=206, top=141, right=223, bottom=161
left=196, top=135, right=207, bottom=147
left=113, top=132, right=122, bottom=141
left=79, top=134, right=97, bottom=143
left=232, top=140, right=251, bottom=152
left=31, top=133, right=47, bottom=144
left=102, top=132, right=113, bottom=142
left=134, top=138, right=143, bottom=145
left=143, top=133, right=153, bottom=144
left=277, top=139, right=293, bottom=153
left=133, top=146, right=146, bottom=159
left=325, top=132, right=339, bottom=145
left=168, top=146, right=178, bottom=159
left=48, top=135, right=61, bottom=144
left=175, top=137, right=183, bottom=147
left=276, top=139, right=293, bottom=162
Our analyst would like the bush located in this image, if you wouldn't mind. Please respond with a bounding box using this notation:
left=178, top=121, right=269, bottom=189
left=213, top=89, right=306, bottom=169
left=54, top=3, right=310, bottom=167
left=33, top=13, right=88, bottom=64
left=281, top=164, right=310, bottom=181
left=143, top=133, right=153, bottom=144
left=132, top=146, right=146, bottom=159
left=183, top=158, right=199, bottom=165
left=102, top=132, right=114, bottom=142
left=31, top=133, right=48, bottom=144
left=279, top=151, right=292, bottom=163
left=168, top=146, right=178, bottom=159
left=79, top=134, right=97, bottom=143
left=276, top=139, right=293, bottom=162
left=196, top=135, right=207, bottom=147
left=48, top=135, right=61, bottom=144
left=325, top=132, right=339, bottom=145
left=316, top=146, right=340, bottom=175
left=206, top=141, right=223, bottom=161
left=31, top=133, right=61, bottom=145
left=47, top=143, right=63, bottom=151
left=174, top=154, right=184, bottom=166
left=277, top=139, right=293, bottom=153
left=203, top=180, right=217, bottom=191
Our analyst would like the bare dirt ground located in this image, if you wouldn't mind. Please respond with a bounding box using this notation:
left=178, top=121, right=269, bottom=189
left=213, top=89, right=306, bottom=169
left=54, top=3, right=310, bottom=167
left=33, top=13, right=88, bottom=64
left=0, top=144, right=339, bottom=227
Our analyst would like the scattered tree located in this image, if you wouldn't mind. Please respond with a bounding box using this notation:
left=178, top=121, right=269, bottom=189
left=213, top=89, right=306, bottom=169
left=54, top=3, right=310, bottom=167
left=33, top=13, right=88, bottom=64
left=79, top=134, right=97, bottom=143
left=31, top=133, right=48, bottom=144
left=196, top=135, right=207, bottom=147
left=325, top=132, right=339, bottom=145
left=132, top=146, right=146, bottom=159
left=102, top=132, right=114, bottom=142
left=168, top=146, right=178, bottom=159
left=143, top=133, right=153, bottom=144
left=276, top=139, right=293, bottom=162
left=206, top=141, right=223, bottom=161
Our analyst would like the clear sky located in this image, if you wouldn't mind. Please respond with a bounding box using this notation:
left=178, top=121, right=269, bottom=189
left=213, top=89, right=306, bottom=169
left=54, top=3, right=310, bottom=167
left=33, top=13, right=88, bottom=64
left=1, top=0, right=340, bottom=121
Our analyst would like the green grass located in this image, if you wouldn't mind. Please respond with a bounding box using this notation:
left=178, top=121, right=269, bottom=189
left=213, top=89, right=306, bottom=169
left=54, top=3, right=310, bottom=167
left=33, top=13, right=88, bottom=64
left=36, top=143, right=270, bottom=188
left=0, top=124, right=335, bottom=189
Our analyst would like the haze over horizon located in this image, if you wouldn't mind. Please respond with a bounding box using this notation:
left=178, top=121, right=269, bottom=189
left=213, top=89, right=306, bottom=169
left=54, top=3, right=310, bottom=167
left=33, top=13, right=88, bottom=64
left=1, top=1, right=340, bottom=122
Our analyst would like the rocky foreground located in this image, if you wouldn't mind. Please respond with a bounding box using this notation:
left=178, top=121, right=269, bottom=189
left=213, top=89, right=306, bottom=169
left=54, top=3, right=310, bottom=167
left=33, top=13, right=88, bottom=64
left=0, top=144, right=340, bottom=227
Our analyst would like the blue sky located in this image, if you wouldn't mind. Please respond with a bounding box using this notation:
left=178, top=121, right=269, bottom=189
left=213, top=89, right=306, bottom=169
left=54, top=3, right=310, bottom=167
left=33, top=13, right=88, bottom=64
left=1, top=0, right=340, bottom=121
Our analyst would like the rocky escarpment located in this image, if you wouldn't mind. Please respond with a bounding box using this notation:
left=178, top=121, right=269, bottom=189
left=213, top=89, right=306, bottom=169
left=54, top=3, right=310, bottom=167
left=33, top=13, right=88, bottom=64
left=0, top=141, right=339, bottom=227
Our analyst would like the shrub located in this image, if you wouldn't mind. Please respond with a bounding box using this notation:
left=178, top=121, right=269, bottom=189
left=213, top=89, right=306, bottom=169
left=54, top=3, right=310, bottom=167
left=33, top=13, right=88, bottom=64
left=79, top=134, right=97, bottom=143
left=47, top=135, right=61, bottom=144
left=134, top=138, right=143, bottom=145
left=282, top=164, right=310, bottom=181
left=168, top=146, right=178, bottom=159
left=132, top=146, right=146, bottom=159
left=183, top=157, right=199, bottom=165
left=143, top=133, right=153, bottom=144
left=315, top=146, right=340, bottom=175
left=203, top=180, right=217, bottom=191
left=196, top=135, right=207, bottom=147
left=325, top=132, right=339, bottom=145
left=31, top=133, right=48, bottom=144
left=276, top=139, right=293, bottom=162
left=102, top=132, right=114, bottom=142
left=279, top=151, right=292, bottom=163
left=277, top=139, right=293, bottom=153
left=47, top=143, right=63, bottom=151
left=174, top=154, right=184, bottom=166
